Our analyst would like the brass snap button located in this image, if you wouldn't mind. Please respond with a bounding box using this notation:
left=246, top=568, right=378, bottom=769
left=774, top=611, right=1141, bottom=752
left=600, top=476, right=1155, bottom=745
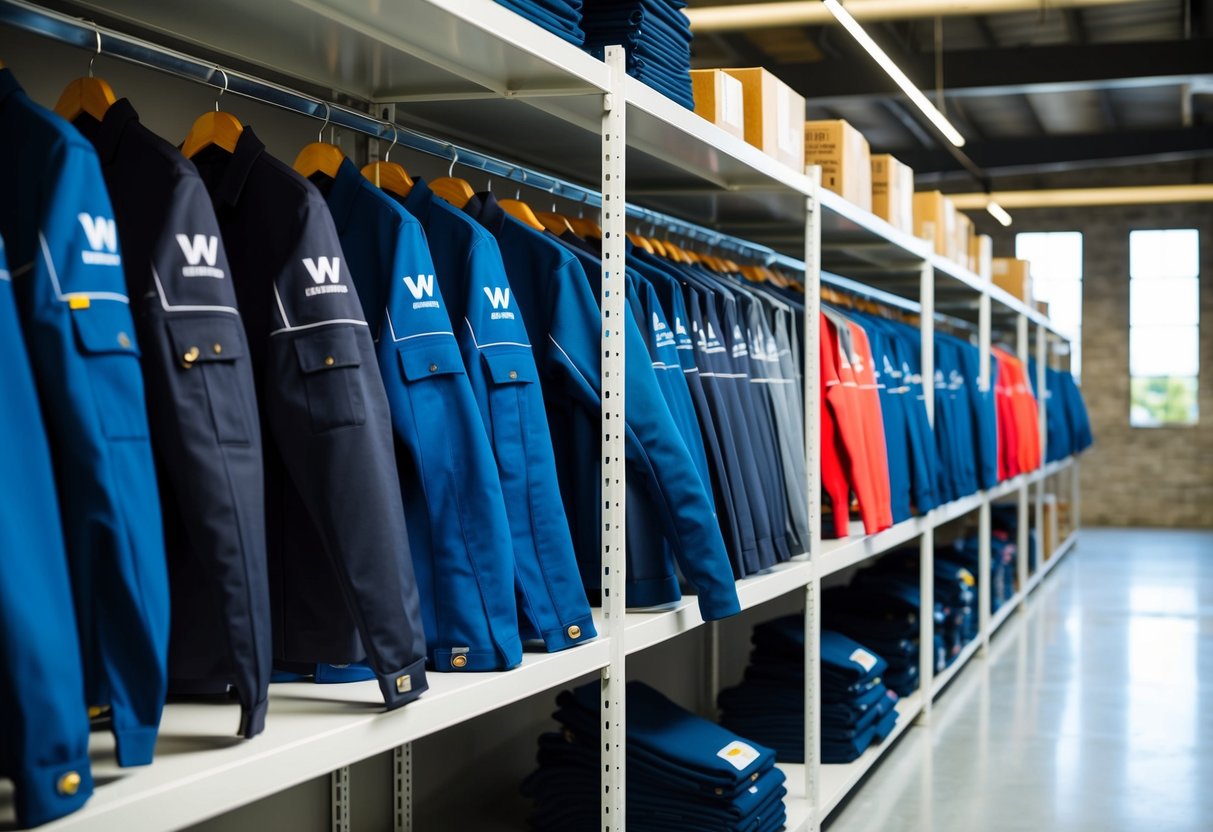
left=324, top=356, right=335, bottom=366
left=451, top=654, right=468, bottom=668
left=212, top=343, right=223, bottom=355
left=429, top=363, right=439, bottom=373
left=57, top=772, right=81, bottom=796
left=508, top=370, right=518, bottom=380
left=567, top=625, right=582, bottom=640
left=395, top=675, right=412, bottom=694
left=117, top=332, right=131, bottom=349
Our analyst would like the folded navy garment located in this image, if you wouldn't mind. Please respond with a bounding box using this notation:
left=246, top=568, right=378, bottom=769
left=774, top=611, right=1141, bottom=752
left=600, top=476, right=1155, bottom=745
left=497, top=0, right=586, bottom=44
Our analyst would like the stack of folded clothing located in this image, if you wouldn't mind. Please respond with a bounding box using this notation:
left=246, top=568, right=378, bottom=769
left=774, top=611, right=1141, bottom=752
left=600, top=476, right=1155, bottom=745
left=495, top=0, right=586, bottom=46
left=581, top=0, right=696, bottom=109
left=933, top=555, right=977, bottom=663
left=719, top=617, right=900, bottom=765
left=824, top=560, right=926, bottom=698
left=949, top=518, right=1019, bottom=612
left=523, top=680, right=787, bottom=832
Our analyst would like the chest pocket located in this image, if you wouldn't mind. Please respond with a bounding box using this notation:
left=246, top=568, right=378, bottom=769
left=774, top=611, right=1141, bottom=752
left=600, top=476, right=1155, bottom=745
left=166, top=314, right=252, bottom=445
left=70, top=301, right=147, bottom=441
left=481, top=347, right=540, bottom=453
left=294, top=327, right=366, bottom=433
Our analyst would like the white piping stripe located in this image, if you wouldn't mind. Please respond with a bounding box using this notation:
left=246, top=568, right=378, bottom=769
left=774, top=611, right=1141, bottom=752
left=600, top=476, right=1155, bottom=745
left=39, top=233, right=128, bottom=303
left=151, top=267, right=239, bottom=315
left=463, top=317, right=531, bottom=350
left=394, top=329, right=456, bottom=343
left=270, top=318, right=368, bottom=336
left=272, top=283, right=292, bottom=329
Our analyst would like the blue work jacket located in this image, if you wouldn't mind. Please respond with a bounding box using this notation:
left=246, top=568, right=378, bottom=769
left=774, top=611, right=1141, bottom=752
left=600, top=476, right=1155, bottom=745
left=0, top=69, right=168, bottom=768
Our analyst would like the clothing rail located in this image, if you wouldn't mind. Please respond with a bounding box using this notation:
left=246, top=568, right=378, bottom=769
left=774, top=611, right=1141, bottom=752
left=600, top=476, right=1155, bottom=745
left=822, top=270, right=978, bottom=334
left=0, top=0, right=798, bottom=269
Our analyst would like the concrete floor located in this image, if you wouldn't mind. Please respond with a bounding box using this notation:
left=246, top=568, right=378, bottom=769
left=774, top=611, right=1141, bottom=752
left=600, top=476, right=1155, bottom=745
left=825, top=528, right=1213, bottom=832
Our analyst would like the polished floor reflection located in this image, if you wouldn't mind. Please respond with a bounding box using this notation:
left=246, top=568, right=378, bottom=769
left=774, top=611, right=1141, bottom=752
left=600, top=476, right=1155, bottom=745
left=826, top=528, right=1213, bottom=832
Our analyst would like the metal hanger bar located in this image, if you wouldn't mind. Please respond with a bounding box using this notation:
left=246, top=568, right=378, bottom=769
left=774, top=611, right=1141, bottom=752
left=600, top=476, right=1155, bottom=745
left=0, top=0, right=798, bottom=267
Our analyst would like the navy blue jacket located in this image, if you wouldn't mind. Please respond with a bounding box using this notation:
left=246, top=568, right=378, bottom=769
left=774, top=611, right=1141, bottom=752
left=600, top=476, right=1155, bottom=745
left=404, top=180, right=594, bottom=656
left=191, top=128, right=425, bottom=707
left=0, top=69, right=169, bottom=768
left=0, top=234, right=94, bottom=827
left=74, top=99, right=271, bottom=738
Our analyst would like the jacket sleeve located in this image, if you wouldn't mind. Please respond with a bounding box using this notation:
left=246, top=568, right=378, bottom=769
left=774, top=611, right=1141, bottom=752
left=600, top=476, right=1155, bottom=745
left=819, top=315, right=854, bottom=538
left=265, top=197, right=426, bottom=707
left=377, top=218, right=520, bottom=671
left=848, top=322, right=894, bottom=529
left=145, top=174, right=270, bottom=737
left=23, top=136, right=168, bottom=767
left=0, top=257, right=93, bottom=827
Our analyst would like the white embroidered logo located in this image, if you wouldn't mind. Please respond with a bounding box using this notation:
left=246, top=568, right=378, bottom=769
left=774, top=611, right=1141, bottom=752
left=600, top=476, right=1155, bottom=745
left=78, top=213, right=120, bottom=266
left=403, top=273, right=439, bottom=309
left=175, top=234, right=223, bottom=278
left=303, top=257, right=348, bottom=296
left=483, top=286, right=514, bottom=320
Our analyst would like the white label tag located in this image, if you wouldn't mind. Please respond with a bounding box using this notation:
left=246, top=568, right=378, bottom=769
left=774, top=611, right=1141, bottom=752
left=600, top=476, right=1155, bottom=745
left=721, top=73, right=743, bottom=131
left=849, top=648, right=878, bottom=673
left=717, top=740, right=760, bottom=771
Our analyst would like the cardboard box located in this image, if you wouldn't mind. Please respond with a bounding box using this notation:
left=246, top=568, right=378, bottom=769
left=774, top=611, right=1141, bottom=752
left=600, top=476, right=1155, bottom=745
left=690, top=69, right=745, bottom=140
left=1042, top=494, right=1059, bottom=558
left=971, top=234, right=993, bottom=281
left=991, top=258, right=1033, bottom=302
left=805, top=119, right=871, bottom=211
left=1036, top=300, right=1050, bottom=318
left=721, top=68, right=805, bottom=170
left=913, top=191, right=955, bottom=256
left=954, top=211, right=974, bottom=269
left=871, top=154, right=913, bottom=233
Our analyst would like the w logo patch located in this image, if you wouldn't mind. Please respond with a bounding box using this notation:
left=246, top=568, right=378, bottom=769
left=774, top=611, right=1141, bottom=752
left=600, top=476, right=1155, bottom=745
left=78, top=213, right=120, bottom=266
left=484, top=286, right=515, bottom=320
left=176, top=234, right=223, bottom=278
left=303, top=257, right=348, bottom=297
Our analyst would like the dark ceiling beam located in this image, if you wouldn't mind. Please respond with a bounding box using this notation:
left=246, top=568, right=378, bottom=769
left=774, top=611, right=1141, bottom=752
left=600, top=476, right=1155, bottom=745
left=780, top=38, right=1213, bottom=101
left=1020, top=94, right=1048, bottom=135
left=879, top=99, right=935, bottom=147
left=1061, top=8, right=1088, bottom=43
left=948, top=98, right=984, bottom=141
left=895, top=124, right=1213, bottom=174
left=973, top=16, right=998, bottom=48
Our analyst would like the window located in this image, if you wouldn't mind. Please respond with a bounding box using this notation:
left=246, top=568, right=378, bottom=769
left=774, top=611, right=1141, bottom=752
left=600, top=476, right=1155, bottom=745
left=1129, top=229, right=1200, bottom=427
left=1015, top=232, right=1083, bottom=377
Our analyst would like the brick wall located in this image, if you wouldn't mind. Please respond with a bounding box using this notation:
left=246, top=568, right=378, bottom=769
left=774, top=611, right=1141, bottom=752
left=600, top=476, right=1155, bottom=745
left=974, top=200, right=1213, bottom=528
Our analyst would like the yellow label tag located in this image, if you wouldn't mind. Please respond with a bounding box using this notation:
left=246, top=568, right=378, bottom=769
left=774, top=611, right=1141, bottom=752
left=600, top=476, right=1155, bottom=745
left=68, top=295, right=90, bottom=310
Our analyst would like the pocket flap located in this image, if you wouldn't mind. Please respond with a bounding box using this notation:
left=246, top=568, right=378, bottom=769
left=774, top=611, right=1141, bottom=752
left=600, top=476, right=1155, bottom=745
left=397, top=336, right=466, bottom=381
left=481, top=347, right=537, bottom=385
left=70, top=301, right=141, bottom=358
left=294, top=326, right=363, bottom=374
left=165, top=314, right=246, bottom=364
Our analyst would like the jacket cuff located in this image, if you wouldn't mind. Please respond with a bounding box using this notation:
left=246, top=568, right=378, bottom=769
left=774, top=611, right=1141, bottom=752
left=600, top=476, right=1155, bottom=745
left=114, top=724, right=159, bottom=767
left=697, top=589, right=742, bottom=622
left=375, top=657, right=428, bottom=710
left=539, top=614, right=598, bottom=652
left=239, top=696, right=269, bottom=739
left=12, top=753, right=93, bottom=828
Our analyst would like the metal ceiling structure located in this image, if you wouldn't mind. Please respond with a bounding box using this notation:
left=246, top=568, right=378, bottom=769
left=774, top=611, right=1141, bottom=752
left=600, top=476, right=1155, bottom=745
left=689, top=0, right=1213, bottom=189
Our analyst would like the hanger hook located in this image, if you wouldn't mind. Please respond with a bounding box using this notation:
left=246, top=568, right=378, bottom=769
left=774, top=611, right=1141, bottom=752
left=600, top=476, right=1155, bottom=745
left=317, top=102, right=331, bottom=143
left=88, top=25, right=102, bottom=78
left=384, top=123, right=398, bottom=163
left=515, top=169, right=526, bottom=201
left=447, top=148, right=459, bottom=178
left=213, top=68, right=229, bottom=112
left=549, top=182, right=559, bottom=213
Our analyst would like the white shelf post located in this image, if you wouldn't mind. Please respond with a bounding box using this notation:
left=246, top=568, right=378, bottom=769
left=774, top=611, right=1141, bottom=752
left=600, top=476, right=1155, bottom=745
left=394, top=744, right=412, bottom=832
left=1034, top=326, right=1048, bottom=565
left=600, top=44, right=628, bottom=832
left=1016, top=314, right=1030, bottom=609
left=978, top=281, right=992, bottom=657
left=331, top=767, right=350, bottom=832
left=803, top=167, right=823, bottom=832
left=917, top=260, right=935, bottom=723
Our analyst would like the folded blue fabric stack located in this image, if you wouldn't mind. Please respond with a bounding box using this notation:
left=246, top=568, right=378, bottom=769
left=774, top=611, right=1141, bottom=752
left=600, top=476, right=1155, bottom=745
left=581, top=0, right=696, bottom=109
left=496, top=0, right=586, bottom=46
left=523, top=680, right=787, bottom=831
left=718, top=618, right=900, bottom=765
left=824, top=574, right=927, bottom=697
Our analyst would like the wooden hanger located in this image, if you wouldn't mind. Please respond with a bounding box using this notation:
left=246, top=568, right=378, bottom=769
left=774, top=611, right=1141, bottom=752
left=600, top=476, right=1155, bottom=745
left=54, top=76, right=116, bottom=123
left=181, top=110, right=244, bottom=158
left=293, top=103, right=344, bottom=180
left=430, top=150, right=475, bottom=208
left=569, top=217, right=603, bottom=239
left=626, top=231, right=654, bottom=253
left=536, top=211, right=575, bottom=236
left=54, top=33, right=115, bottom=123
left=181, top=69, right=243, bottom=158
left=500, top=199, right=545, bottom=231
left=361, top=124, right=413, bottom=197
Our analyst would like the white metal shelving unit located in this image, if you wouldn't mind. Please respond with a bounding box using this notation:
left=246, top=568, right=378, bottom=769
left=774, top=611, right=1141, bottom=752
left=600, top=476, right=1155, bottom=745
left=0, top=1, right=1085, bottom=830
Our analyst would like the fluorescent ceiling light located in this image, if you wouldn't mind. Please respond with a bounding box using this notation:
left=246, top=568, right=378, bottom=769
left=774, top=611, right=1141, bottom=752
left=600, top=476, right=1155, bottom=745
left=821, top=0, right=966, bottom=147
left=986, top=200, right=1013, bottom=227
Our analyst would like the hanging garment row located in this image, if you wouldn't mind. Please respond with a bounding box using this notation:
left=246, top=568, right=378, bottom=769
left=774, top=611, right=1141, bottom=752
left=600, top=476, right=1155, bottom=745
left=0, top=62, right=824, bottom=828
